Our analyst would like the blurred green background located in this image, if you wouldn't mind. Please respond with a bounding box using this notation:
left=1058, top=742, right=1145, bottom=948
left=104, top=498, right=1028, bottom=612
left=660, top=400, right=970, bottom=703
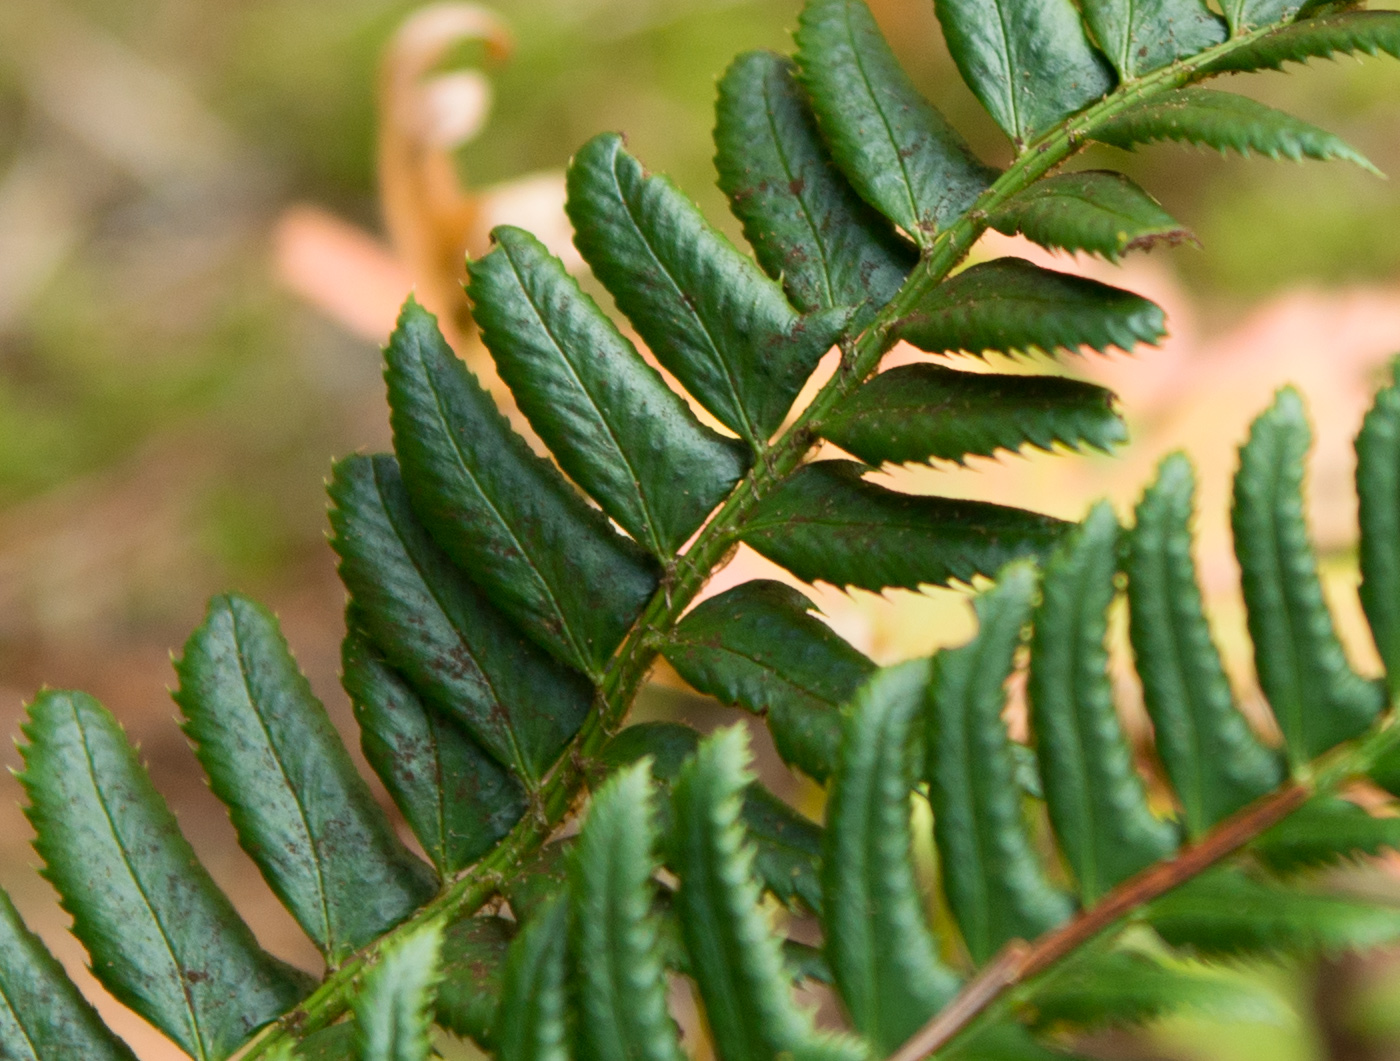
left=2, top=1, right=1400, bottom=1058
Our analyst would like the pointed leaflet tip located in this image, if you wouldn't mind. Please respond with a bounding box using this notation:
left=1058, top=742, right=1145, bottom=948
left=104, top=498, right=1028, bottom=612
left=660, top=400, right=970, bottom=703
left=794, top=0, right=997, bottom=243
left=384, top=294, right=660, bottom=677
left=20, top=690, right=311, bottom=1060
left=714, top=49, right=917, bottom=316
left=1127, top=453, right=1284, bottom=840
left=175, top=593, right=435, bottom=963
left=1233, top=387, right=1384, bottom=767
left=1092, top=89, right=1384, bottom=176
left=933, top=0, right=1116, bottom=148
left=329, top=454, right=592, bottom=782
left=825, top=661, right=962, bottom=1053
left=566, top=133, right=848, bottom=445
left=894, top=258, right=1167, bottom=359
left=820, top=362, right=1127, bottom=467
left=926, top=565, right=1075, bottom=965
left=1029, top=502, right=1179, bottom=905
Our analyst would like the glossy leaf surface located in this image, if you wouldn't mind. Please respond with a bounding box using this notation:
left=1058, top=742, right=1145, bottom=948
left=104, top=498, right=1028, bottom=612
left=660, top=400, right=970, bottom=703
left=825, top=661, right=962, bottom=1053
left=469, top=226, right=748, bottom=557
left=934, top=0, right=1116, bottom=147
left=0, top=889, right=137, bottom=1061
left=1091, top=89, right=1380, bottom=174
left=567, top=133, right=846, bottom=446
left=715, top=50, right=916, bottom=316
left=20, top=691, right=310, bottom=1061
left=664, top=580, right=875, bottom=781
left=794, top=0, right=997, bottom=242
left=988, top=171, right=1192, bottom=261
left=1029, top=503, right=1178, bottom=904
left=1126, top=455, right=1283, bottom=839
left=926, top=564, right=1074, bottom=964
left=1222, top=0, right=1301, bottom=33
left=1080, top=0, right=1225, bottom=78
left=822, top=363, right=1126, bottom=467
left=343, top=622, right=526, bottom=876
left=435, top=916, right=515, bottom=1048
left=176, top=595, right=434, bottom=962
left=329, top=454, right=592, bottom=782
left=1200, top=11, right=1400, bottom=73
left=743, top=460, right=1067, bottom=592
left=894, top=258, right=1166, bottom=358
left=385, top=297, right=659, bottom=676
left=1232, top=388, right=1384, bottom=766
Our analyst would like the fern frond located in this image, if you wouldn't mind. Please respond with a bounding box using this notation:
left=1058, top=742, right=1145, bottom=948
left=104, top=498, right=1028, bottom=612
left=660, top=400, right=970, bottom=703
left=1091, top=89, right=1381, bottom=174
left=1080, top=0, right=1226, bottom=78
left=821, top=364, right=1126, bottom=467
left=20, top=692, right=311, bottom=1060
left=175, top=595, right=435, bottom=963
left=353, top=924, right=443, bottom=1061
left=894, top=259, right=1167, bottom=359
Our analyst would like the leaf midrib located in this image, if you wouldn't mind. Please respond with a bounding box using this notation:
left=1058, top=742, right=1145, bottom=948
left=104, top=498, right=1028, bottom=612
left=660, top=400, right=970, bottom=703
left=73, top=706, right=208, bottom=1061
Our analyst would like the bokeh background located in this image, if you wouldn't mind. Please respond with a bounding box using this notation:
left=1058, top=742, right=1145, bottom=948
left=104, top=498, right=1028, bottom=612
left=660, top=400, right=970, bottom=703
left=3, top=0, right=1400, bottom=1058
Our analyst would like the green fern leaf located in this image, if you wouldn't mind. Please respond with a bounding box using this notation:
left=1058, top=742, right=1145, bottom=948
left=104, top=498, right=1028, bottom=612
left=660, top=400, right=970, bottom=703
left=599, top=722, right=826, bottom=912
left=342, top=621, right=525, bottom=877
left=988, top=171, right=1193, bottom=262
left=295, top=1025, right=357, bottom=1060
left=0, top=888, right=137, bottom=1061
left=1079, top=0, right=1226, bottom=78
left=670, top=726, right=863, bottom=1061
left=1356, top=361, right=1400, bottom=696
left=714, top=50, right=917, bottom=316
left=19, top=691, right=311, bottom=1060
left=1091, top=89, right=1381, bottom=174
left=926, top=563, right=1075, bottom=965
left=353, top=923, right=442, bottom=1061
left=435, top=916, right=514, bottom=1048
left=1251, top=797, right=1400, bottom=873
left=894, top=259, right=1167, bottom=358
left=743, top=460, right=1067, bottom=591
left=506, top=841, right=574, bottom=925
left=821, top=363, right=1126, bottom=467
left=793, top=0, right=997, bottom=244
left=1233, top=387, right=1384, bottom=767
left=1030, top=502, right=1179, bottom=904
left=565, top=133, right=848, bottom=447
left=468, top=226, right=748, bottom=557
left=1126, top=454, right=1284, bottom=839
left=384, top=297, right=659, bottom=677
left=175, top=595, right=435, bottom=963
left=942, top=1023, right=1084, bottom=1061
left=598, top=722, right=704, bottom=783
left=328, top=454, right=591, bottom=782
left=495, top=897, right=572, bottom=1061
left=825, top=661, right=962, bottom=1054
left=933, top=0, right=1116, bottom=148
left=1222, top=0, right=1302, bottom=33
left=743, top=784, right=826, bottom=915
left=571, top=762, right=684, bottom=1061
left=1023, top=948, right=1271, bottom=1030
left=1200, top=11, right=1400, bottom=74
left=663, top=580, right=876, bottom=782
left=1148, top=867, right=1400, bottom=957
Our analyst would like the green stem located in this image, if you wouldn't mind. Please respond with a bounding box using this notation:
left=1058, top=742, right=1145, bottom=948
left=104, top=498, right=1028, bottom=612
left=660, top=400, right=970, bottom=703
left=242, top=23, right=1280, bottom=1056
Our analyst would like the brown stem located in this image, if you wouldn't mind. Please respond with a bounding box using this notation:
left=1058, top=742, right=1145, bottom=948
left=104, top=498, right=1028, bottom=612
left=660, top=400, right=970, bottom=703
left=887, top=782, right=1311, bottom=1061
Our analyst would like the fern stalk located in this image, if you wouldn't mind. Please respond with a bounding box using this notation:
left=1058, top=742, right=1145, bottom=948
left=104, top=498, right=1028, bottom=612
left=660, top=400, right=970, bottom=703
left=240, top=19, right=1313, bottom=1057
